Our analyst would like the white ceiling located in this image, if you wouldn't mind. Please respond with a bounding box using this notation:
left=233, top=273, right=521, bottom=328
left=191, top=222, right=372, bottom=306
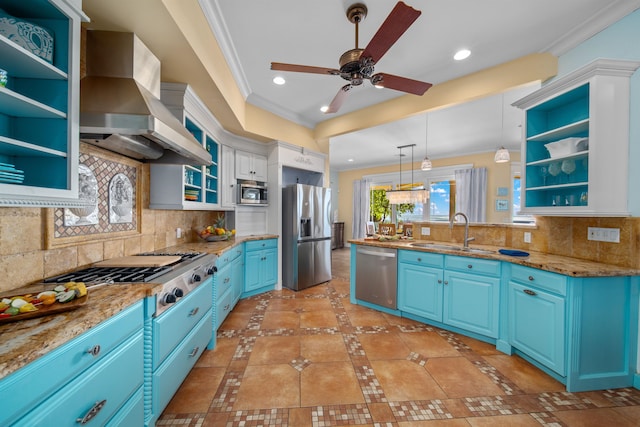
left=201, top=0, right=639, bottom=171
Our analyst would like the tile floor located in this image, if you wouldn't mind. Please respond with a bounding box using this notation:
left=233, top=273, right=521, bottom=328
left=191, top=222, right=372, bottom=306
left=158, top=248, right=640, bottom=426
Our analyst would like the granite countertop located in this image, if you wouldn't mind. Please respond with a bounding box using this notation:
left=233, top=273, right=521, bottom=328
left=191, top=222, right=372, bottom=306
left=350, top=238, right=640, bottom=277
left=0, top=234, right=278, bottom=381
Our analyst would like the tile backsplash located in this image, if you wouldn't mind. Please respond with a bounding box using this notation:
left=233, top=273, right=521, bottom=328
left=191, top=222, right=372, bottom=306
left=412, top=216, right=640, bottom=269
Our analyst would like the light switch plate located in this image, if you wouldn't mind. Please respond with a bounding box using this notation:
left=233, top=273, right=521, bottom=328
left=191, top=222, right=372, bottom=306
left=588, top=227, right=620, bottom=243
left=176, top=227, right=182, bottom=238
left=524, top=232, right=531, bottom=243
left=421, top=227, right=430, bottom=236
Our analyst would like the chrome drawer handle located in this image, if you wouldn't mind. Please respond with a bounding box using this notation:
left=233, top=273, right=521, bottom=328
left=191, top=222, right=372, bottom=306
left=528, top=275, right=535, bottom=281
left=86, top=345, right=101, bottom=357
left=188, top=346, right=200, bottom=358
left=189, top=307, right=200, bottom=317
left=76, top=399, right=106, bottom=424
left=524, top=289, right=537, bottom=296
left=224, top=277, right=230, bottom=283
left=224, top=304, right=230, bottom=311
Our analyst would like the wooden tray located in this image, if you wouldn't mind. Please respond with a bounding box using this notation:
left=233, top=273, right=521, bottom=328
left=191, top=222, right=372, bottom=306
left=0, top=294, right=88, bottom=324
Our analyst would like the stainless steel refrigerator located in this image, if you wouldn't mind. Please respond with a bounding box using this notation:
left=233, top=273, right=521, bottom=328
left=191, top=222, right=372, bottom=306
left=282, top=184, right=332, bottom=291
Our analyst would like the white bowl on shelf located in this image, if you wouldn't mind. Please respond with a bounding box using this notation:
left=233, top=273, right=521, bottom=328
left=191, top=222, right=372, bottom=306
left=544, top=137, right=589, bottom=158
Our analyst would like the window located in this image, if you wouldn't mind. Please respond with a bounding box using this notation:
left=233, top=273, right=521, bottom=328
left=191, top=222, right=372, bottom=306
left=511, top=163, right=535, bottom=224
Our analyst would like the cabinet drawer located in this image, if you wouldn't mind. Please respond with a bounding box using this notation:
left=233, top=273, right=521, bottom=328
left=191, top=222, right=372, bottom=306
left=0, top=301, right=143, bottom=426
left=218, top=245, right=244, bottom=264
left=216, top=286, right=234, bottom=329
left=153, top=312, right=212, bottom=416
left=14, top=332, right=144, bottom=427
left=398, top=249, right=444, bottom=268
left=216, top=265, right=233, bottom=299
left=445, top=255, right=501, bottom=277
left=246, top=238, right=277, bottom=251
left=510, top=264, right=567, bottom=296
left=153, top=280, right=213, bottom=369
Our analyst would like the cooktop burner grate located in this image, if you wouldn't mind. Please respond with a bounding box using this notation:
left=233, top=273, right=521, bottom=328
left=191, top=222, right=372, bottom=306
left=43, top=266, right=172, bottom=284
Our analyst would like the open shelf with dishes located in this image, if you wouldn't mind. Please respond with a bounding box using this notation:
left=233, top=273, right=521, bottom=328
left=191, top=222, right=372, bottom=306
left=513, top=59, right=640, bottom=216
left=0, top=0, right=87, bottom=206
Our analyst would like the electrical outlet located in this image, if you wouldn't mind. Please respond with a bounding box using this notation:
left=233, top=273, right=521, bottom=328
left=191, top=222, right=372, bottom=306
left=523, top=232, right=531, bottom=243
left=421, top=227, right=430, bottom=236
left=176, top=227, right=182, bottom=238
left=588, top=227, right=620, bottom=243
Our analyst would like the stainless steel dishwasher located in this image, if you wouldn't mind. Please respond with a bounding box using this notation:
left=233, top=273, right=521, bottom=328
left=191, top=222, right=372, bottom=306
left=355, top=246, right=397, bottom=309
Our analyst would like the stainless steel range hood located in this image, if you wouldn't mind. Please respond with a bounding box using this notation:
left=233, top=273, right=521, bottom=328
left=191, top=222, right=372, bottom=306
left=80, top=31, right=212, bottom=166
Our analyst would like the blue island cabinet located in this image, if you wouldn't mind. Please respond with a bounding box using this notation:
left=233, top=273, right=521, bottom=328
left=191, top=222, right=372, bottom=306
left=503, top=263, right=639, bottom=392
left=0, top=301, right=146, bottom=427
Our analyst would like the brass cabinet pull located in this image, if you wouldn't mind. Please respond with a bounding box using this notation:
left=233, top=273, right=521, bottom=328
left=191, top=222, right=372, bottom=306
left=76, top=399, right=107, bottom=424
left=524, top=289, right=537, bottom=296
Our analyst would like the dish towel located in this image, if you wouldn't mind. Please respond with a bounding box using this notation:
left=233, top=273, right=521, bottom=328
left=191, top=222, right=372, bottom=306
left=499, top=249, right=530, bottom=257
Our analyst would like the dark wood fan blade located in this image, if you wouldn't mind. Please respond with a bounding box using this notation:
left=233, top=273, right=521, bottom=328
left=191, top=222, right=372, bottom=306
left=325, top=84, right=352, bottom=114
left=373, top=73, right=432, bottom=95
left=361, top=2, right=421, bottom=64
left=271, top=62, right=340, bottom=76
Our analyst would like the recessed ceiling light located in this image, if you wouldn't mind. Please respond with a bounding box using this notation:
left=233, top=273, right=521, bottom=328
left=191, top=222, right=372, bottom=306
left=273, top=76, right=286, bottom=85
left=454, top=49, right=471, bottom=61
left=347, top=158, right=354, bottom=162
left=320, top=105, right=329, bottom=113
left=374, top=84, right=384, bottom=89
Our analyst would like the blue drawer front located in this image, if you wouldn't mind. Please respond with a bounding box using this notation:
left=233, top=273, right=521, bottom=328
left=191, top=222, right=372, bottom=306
left=153, top=311, right=213, bottom=419
left=398, top=249, right=444, bottom=268
left=106, top=387, right=144, bottom=427
left=216, top=265, right=233, bottom=299
left=445, top=255, right=501, bottom=277
left=510, top=264, right=567, bottom=296
left=216, top=285, right=234, bottom=329
left=245, top=238, right=277, bottom=251
left=14, top=332, right=144, bottom=427
left=0, top=301, right=143, bottom=426
left=153, top=280, right=213, bottom=369
left=218, top=245, right=244, bottom=264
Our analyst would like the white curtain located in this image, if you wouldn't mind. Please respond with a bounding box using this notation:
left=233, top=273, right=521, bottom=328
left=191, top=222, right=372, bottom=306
left=352, top=179, right=371, bottom=239
left=455, top=168, right=487, bottom=222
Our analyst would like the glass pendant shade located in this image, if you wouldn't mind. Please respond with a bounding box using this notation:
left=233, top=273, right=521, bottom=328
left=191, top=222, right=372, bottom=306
left=421, top=156, right=432, bottom=171
left=494, top=146, right=510, bottom=163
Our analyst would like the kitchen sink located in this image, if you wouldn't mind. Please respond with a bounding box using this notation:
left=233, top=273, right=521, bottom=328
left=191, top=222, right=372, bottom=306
left=409, top=242, right=494, bottom=254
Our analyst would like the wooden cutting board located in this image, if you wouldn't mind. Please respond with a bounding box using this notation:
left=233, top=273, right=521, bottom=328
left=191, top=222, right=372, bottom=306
left=93, top=255, right=182, bottom=267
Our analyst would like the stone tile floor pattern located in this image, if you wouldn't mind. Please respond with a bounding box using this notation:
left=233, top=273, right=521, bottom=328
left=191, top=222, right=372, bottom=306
left=158, top=249, right=640, bottom=426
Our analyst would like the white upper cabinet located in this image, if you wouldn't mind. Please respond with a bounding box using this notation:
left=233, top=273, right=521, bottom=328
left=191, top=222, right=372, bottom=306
left=0, top=0, right=88, bottom=207
left=236, top=150, right=267, bottom=182
left=513, top=59, right=640, bottom=216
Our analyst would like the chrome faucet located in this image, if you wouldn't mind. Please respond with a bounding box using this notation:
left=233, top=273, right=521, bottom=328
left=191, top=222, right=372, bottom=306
left=449, top=212, right=475, bottom=248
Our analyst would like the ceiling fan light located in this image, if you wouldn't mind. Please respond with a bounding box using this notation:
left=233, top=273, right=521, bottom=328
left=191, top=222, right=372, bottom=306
left=454, top=49, right=471, bottom=61
left=494, top=146, right=510, bottom=163
left=421, top=156, right=432, bottom=171
left=272, top=76, right=286, bottom=85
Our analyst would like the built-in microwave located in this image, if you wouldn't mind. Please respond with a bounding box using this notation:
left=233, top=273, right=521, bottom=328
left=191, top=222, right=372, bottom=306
left=238, top=180, right=268, bottom=205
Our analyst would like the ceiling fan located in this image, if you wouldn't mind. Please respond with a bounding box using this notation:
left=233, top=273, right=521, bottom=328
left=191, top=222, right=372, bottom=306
left=271, top=1, right=433, bottom=114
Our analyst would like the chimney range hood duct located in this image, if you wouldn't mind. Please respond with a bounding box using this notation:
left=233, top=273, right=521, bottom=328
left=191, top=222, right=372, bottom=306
left=80, top=31, right=212, bottom=166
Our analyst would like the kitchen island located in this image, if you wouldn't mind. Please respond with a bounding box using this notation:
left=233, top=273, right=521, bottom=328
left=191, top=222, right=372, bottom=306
left=350, top=239, right=640, bottom=392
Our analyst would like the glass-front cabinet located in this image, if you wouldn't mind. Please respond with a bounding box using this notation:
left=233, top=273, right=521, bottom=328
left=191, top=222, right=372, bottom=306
left=150, top=84, right=220, bottom=210
left=513, top=59, right=640, bottom=216
left=0, top=0, right=87, bottom=207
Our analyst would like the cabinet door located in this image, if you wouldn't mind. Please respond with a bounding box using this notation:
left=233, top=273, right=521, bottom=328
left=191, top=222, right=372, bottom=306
left=252, top=154, right=268, bottom=181
left=220, top=145, right=236, bottom=208
left=262, top=247, right=278, bottom=287
left=235, top=150, right=253, bottom=180
left=509, top=281, right=565, bottom=375
left=443, top=271, right=499, bottom=338
left=244, top=249, right=262, bottom=292
left=231, top=254, right=244, bottom=303
left=398, top=263, right=443, bottom=321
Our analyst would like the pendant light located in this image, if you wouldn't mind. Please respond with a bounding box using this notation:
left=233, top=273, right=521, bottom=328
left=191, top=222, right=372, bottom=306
left=386, top=144, right=429, bottom=204
left=421, top=113, right=432, bottom=171
left=494, top=94, right=510, bottom=163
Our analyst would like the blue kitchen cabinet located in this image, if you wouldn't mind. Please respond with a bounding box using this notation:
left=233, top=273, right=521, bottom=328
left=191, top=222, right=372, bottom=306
left=397, top=250, right=444, bottom=321
left=508, top=274, right=566, bottom=376
left=0, top=301, right=145, bottom=426
left=443, top=256, right=501, bottom=339
left=149, top=278, right=212, bottom=426
left=231, top=246, right=245, bottom=304
left=0, top=0, right=87, bottom=207
left=213, top=245, right=243, bottom=331
left=244, top=238, right=278, bottom=296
